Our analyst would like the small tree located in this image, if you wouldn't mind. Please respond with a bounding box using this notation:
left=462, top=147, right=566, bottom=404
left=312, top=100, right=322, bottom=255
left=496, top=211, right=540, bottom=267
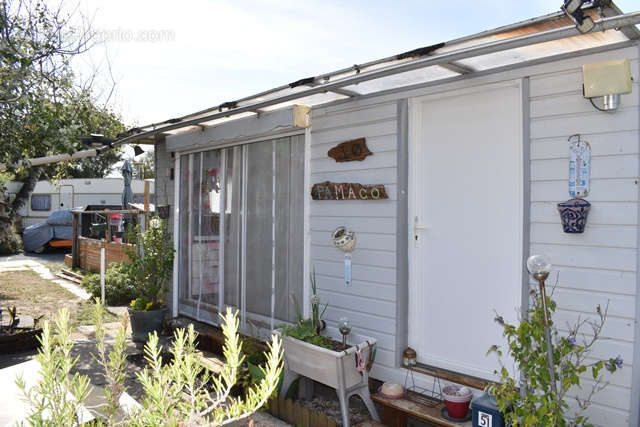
left=488, top=292, right=623, bottom=426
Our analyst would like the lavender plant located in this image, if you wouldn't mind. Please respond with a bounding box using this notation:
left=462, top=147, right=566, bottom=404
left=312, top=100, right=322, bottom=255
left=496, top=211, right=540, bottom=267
left=488, top=290, right=622, bottom=426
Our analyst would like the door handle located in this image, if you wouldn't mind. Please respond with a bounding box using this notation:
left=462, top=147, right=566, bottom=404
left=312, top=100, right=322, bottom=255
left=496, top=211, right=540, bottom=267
left=413, top=221, right=428, bottom=247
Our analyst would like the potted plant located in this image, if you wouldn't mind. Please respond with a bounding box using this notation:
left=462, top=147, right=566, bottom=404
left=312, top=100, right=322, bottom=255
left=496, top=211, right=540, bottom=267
left=0, top=306, right=43, bottom=353
left=126, top=218, right=175, bottom=342
left=276, top=273, right=380, bottom=427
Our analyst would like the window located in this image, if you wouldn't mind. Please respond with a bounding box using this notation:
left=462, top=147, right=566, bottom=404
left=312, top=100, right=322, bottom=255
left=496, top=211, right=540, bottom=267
left=178, top=135, right=304, bottom=329
left=31, top=194, right=51, bottom=211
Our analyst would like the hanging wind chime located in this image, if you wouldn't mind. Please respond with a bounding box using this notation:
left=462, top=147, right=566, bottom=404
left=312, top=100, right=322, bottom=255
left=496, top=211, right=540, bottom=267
left=333, top=227, right=356, bottom=286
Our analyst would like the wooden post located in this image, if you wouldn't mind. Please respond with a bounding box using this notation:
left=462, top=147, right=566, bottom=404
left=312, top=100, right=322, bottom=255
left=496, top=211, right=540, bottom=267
left=71, top=212, right=79, bottom=268
left=105, top=209, right=111, bottom=242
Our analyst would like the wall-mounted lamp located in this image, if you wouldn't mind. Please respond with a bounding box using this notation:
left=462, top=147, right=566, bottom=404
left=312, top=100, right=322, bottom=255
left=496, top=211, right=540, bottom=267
left=583, top=59, right=633, bottom=111
left=562, top=0, right=597, bottom=33
left=133, top=145, right=145, bottom=157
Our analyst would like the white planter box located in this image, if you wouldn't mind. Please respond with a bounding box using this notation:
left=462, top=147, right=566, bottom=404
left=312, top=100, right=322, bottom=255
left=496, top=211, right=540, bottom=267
left=279, top=333, right=374, bottom=389
left=276, top=331, right=380, bottom=427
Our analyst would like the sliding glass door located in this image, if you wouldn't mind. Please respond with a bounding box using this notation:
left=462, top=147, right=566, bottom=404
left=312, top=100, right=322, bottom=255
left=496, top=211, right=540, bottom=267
left=178, top=135, right=304, bottom=329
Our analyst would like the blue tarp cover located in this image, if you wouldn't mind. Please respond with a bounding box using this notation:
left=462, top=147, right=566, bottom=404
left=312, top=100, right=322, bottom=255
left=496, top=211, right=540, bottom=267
left=45, top=209, right=73, bottom=226
left=52, top=226, right=72, bottom=240
left=22, top=222, right=54, bottom=252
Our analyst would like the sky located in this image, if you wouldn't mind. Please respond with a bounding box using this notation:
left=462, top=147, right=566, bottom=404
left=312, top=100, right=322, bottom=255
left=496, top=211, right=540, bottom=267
left=71, top=0, right=639, bottom=129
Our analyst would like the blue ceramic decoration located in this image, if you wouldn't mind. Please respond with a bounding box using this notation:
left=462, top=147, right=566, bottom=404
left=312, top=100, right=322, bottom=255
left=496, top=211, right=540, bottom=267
left=557, top=198, right=591, bottom=233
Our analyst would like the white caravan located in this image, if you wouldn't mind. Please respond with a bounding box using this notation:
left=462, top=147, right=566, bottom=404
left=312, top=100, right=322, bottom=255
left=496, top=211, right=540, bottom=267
left=5, top=178, right=154, bottom=228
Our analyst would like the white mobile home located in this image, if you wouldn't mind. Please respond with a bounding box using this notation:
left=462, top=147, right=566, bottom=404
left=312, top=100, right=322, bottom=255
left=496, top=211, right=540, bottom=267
left=5, top=178, right=154, bottom=228
left=120, top=5, right=639, bottom=426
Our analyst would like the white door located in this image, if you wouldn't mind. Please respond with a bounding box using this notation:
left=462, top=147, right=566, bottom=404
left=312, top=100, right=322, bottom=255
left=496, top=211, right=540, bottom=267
left=59, top=185, right=74, bottom=209
left=408, top=81, right=523, bottom=380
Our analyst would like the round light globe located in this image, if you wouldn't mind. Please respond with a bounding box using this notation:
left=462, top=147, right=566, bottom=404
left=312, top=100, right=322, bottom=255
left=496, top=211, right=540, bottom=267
left=527, top=254, right=552, bottom=275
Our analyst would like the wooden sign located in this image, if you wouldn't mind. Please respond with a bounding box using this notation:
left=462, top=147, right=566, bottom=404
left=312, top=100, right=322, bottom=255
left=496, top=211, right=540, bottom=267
left=328, top=138, right=373, bottom=162
left=311, top=181, right=388, bottom=200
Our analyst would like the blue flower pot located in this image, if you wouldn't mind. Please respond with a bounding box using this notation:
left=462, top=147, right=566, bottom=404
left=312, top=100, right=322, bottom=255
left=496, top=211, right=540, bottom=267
left=557, top=198, right=591, bottom=234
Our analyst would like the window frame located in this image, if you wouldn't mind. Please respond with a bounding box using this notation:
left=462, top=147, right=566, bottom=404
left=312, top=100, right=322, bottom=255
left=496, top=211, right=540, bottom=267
left=30, top=194, right=52, bottom=211
left=174, top=133, right=307, bottom=334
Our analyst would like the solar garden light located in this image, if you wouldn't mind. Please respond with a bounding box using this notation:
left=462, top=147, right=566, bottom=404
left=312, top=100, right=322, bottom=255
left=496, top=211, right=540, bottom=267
left=338, top=317, right=351, bottom=348
left=526, top=254, right=558, bottom=395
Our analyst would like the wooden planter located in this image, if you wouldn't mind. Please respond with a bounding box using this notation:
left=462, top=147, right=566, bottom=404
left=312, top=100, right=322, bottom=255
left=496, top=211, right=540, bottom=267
left=267, top=396, right=338, bottom=427
left=0, top=328, right=42, bottom=353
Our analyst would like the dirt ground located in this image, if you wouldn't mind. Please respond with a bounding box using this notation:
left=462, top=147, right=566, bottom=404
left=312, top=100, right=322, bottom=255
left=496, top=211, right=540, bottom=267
left=0, top=269, right=116, bottom=326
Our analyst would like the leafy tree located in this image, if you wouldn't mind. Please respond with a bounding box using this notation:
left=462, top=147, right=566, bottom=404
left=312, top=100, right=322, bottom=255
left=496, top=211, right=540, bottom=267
left=0, top=0, right=126, bottom=252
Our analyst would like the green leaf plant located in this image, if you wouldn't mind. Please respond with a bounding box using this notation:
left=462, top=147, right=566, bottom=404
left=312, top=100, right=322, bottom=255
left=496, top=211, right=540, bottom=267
left=17, top=303, right=283, bottom=426
left=131, top=307, right=283, bottom=426
left=487, top=288, right=623, bottom=427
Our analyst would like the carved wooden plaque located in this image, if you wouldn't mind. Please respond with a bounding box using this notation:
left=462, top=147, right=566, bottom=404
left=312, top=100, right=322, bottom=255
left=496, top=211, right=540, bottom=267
left=311, top=181, right=388, bottom=200
left=328, top=138, right=373, bottom=162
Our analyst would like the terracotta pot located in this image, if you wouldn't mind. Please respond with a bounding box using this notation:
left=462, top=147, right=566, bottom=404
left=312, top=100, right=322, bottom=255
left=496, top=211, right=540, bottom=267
left=557, top=198, right=591, bottom=234
left=128, top=308, right=167, bottom=342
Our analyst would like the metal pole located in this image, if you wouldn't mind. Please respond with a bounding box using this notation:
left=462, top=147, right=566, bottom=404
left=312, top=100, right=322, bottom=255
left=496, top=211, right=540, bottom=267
left=535, top=271, right=557, bottom=395
left=100, top=247, right=106, bottom=305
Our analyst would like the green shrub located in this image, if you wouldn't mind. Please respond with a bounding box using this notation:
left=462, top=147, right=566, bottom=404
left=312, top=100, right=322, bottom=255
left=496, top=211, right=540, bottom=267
left=127, top=219, right=175, bottom=310
left=0, top=224, right=23, bottom=255
left=81, top=262, right=139, bottom=306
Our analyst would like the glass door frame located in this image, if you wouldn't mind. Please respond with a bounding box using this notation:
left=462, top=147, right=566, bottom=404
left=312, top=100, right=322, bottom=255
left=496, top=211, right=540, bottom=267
left=171, top=131, right=310, bottom=336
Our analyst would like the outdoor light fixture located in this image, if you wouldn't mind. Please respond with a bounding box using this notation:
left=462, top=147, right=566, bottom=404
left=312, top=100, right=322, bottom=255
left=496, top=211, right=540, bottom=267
left=562, top=0, right=614, bottom=33
left=582, top=59, right=633, bottom=111
left=133, top=145, right=145, bottom=157
left=526, top=254, right=557, bottom=394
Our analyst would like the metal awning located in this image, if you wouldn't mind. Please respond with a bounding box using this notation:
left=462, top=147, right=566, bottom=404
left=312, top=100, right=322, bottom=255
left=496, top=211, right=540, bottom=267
left=4, top=4, right=639, bottom=171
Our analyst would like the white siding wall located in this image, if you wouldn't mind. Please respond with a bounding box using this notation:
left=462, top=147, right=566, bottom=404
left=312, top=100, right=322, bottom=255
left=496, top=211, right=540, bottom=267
left=309, top=43, right=639, bottom=426
left=529, top=53, right=639, bottom=426
left=309, top=101, right=399, bottom=379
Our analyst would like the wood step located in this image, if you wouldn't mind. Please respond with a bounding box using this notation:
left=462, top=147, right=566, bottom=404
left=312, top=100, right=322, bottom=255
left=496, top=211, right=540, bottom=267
left=56, top=271, right=83, bottom=285
left=60, top=268, right=84, bottom=280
